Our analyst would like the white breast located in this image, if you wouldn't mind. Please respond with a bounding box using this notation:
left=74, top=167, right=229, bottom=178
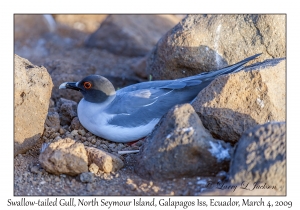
left=77, top=98, right=159, bottom=142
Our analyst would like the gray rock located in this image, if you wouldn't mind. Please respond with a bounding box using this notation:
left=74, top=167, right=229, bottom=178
left=70, top=117, right=84, bottom=130
left=147, top=14, right=285, bottom=80
left=30, top=166, right=41, bottom=174
left=229, top=122, right=286, bottom=192
left=135, top=103, right=232, bottom=180
left=191, top=58, right=286, bottom=143
left=14, top=54, right=53, bottom=156
left=45, top=111, right=60, bottom=131
left=130, top=55, right=149, bottom=79
left=39, top=138, right=89, bottom=176
left=80, top=172, right=95, bottom=183
left=85, top=15, right=181, bottom=57
left=57, top=98, right=78, bottom=126
left=15, top=15, right=54, bottom=41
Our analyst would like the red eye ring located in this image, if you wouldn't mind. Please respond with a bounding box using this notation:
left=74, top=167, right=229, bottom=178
left=83, top=82, right=92, bottom=89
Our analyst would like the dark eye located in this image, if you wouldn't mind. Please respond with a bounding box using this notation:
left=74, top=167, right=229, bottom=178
left=83, top=82, right=92, bottom=89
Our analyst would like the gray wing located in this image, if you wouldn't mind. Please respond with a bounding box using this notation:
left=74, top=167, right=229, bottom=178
left=105, top=85, right=200, bottom=127
left=106, top=53, right=262, bottom=127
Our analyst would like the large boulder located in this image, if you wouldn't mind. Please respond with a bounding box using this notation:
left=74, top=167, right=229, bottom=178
left=85, top=15, right=181, bottom=57
left=53, top=14, right=107, bottom=33
left=146, top=14, right=286, bottom=80
left=39, top=138, right=89, bottom=176
left=14, top=14, right=55, bottom=42
left=135, top=104, right=232, bottom=180
left=14, top=55, right=53, bottom=156
left=229, top=122, right=286, bottom=193
left=191, top=58, right=285, bottom=143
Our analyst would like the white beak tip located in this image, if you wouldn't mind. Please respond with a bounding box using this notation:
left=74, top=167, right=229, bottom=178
left=59, top=82, right=68, bottom=89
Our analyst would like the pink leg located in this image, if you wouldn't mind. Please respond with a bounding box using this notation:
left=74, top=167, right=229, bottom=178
left=126, top=137, right=145, bottom=146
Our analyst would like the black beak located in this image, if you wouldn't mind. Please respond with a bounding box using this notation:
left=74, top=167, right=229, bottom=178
left=59, top=82, right=81, bottom=91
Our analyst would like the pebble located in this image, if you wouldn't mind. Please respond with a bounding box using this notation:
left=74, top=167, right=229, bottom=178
left=85, top=132, right=93, bottom=137
left=74, top=135, right=81, bottom=141
left=54, top=136, right=62, bottom=141
left=31, top=166, right=40, bottom=174
left=89, top=163, right=99, bottom=174
left=87, top=183, right=93, bottom=191
left=116, top=144, right=125, bottom=151
left=71, top=130, right=78, bottom=136
left=101, top=145, right=108, bottom=150
left=91, top=138, right=96, bottom=144
left=60, top=174, right=67, bottom=178
left=127, top=183, right=137, bottom=191
left=80, top=172, right=95, bottom=183
left=59, top=128, right=65, bottom=135
left=78, top=129, right=86, bottom=136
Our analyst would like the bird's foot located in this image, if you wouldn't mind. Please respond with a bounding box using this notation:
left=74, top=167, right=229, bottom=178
left=126, top=137, right=145, bottom=147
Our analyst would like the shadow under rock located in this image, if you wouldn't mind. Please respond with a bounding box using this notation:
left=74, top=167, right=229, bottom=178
left=14, top=133, right=43, bottom=157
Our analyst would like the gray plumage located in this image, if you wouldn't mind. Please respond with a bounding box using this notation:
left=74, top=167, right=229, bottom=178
left=59, top=53, right=261, bottom=142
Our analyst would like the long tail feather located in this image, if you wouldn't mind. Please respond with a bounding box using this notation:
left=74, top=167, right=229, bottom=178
left=183, top=53, right=262, bottom=81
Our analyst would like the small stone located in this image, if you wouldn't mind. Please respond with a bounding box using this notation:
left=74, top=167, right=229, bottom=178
left=31, top=166, right=40, bottom=174
left=59, top=127, right=65, bottom=135
left=87, top=183, right=93, bottom=191
left=54, top=136, right=62, bottom=141
left=101, top=144, right=108, bottom=150
left=40, top=181, right=46, bottom=185
left=57, top=98, right=77, bottom=126
left=85, top=147, right=124, bottom=173
left=45, top=112, right=60, bottom=131
left=78, top=129, right=86, bottom=136
left=71, top=130, right=78, bottom=136
left=54, top=176, right=60, bottom=182
left=91, top=138, right=96, bottom=144
left=89, top=163, right=99, bottom=174
left=74, top=135, right=81, bottom=141
left=80, top=172, right=94, bottom=183
left=116, top=144, right=125, bottom=151
left=85, top=132, right=93, bottom=137
left=60, top=174, right=67, bottom=178
left=127, top=183, right=137, bottom=191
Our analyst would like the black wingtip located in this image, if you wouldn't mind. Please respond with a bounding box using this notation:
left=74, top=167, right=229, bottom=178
left=247, top=53, right=262, bottom=60
left=235, top=53, right=262, bottom=66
